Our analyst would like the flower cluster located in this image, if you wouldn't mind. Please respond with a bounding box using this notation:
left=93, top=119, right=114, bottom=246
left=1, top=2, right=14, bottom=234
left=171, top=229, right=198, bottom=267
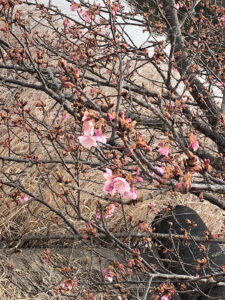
left=78, top=113, right=107, bottom=149
left=103, top=168, right=137, bottom=200
left=111, top=2, right=121, bottom=16
left=70, top=3, right=92, bottom=23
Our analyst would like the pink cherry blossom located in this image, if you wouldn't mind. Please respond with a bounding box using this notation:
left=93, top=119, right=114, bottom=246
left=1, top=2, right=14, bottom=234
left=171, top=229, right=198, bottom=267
left=155, top=166, right=165, bottom=175
left=147, top=146, right=152, bottom=152
left=103, top=181, right=115, bottom=195
left=176, top=181, right=183, bottom=191
left=70, top=3, right=79, bottom=11
left=104, top=168, right=113, bottom=181
left=61, top=111, right=68, bottom=120
left=176, top=173, right=192, bottom=191
left=102, top=269, right=113, bottom=282
left=220, top=15, right=225, bottom=22
left=113, top=177, right=131, bottom=195
left=189, top=140, right=199, bottom=152
left=104, top=204, right=116, bottom=219
left=158, top=146, right=169, bottom=156
left=183, top=173, right=192, bottom=190
left=83, top=120, right=94, bottom=136
left=20, top=194, right=28, bottom=203
left=189, top=134, right=199, bottom=151
left=193, top=40, right=198, bottom=46
left=107, top=112, right=116, bottom=120
left=103, top=169, right=137, bottom=199
left=124, top=187, right=137, bottom=200
left=96, top=210, right=101, bottom=219
left=188, top=27, right=194, bottom=35
left=215, top=81, right=222, bottom=87
left=63, top=18, right=74, bottom=28
left=103, top=168, right=115, bottom=195
left=96, top=204, right=116, bottom=219
left=60, top=279, right=77, bottom=291
left=78, top=136, right=97, bottom=149
left=136, top=176, right=143, bottom=182
left=82, top=111, right=91, bottom=121
left=174, top=2, right=183, bottom=10
left=161, top=295, right=170, bottom=300
left=94, top=129, right=107, bottom=144
left=79, top=8, right=91, bottom=23
left=152, top=166, right=165, bottom=185
left=111, top=3, right=121, bottom=16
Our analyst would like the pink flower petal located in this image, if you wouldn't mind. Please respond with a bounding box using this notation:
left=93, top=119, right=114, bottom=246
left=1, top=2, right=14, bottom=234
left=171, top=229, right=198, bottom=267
left=193, top=40, right=198, bottom=46
left=107, top=112, right=115, bottom=120
left=136, top=176, right=143, bottom=182
left=215, top=81, right=222, bottom=87
left=103, top=181, right=116, bottom=195
left=104, top=204, right=116, bottom=219
left=94, top=129, right=107, bottom=144
left=113, top=177, right=131, bottom=195
left=154, top=166, right=165, bottom=175
left=63, top=18, right=74, bottom=28
left=61, top=111, right=68, bottom=120
left=78, top=136, right=97, bottom=149
left=104, top=168, right=113, bottom=180
left=220, top=15, right=225, bottom=22
left=161, top=296, right=170, bottom=300
left=176, top=181, right=182, bottom=191
left=80, top=8, right=91, bottom=23
left=111, top=3, right=121, bottom=16
left=124, top=187, right=137, bottom=200
left=158, top=146, right=169, bottom=156
left=70, top=3, right=79, bottom=11
left=83, top=121, right=94, bottom=136
left=189, top=140, right=199, bottom=152
left=20, top=194, right=28, bottom=203
left=102, top=269, right=113, bottom=282
left=82, top=111, right=91, bottom=121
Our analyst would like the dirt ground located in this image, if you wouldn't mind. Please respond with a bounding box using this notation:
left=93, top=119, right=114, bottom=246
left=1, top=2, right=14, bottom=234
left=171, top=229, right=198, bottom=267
left=0, top=242, right=120, bottom=299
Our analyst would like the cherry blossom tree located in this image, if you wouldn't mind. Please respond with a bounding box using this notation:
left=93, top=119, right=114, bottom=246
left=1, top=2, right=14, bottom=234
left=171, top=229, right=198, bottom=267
left=0, top=0, right=224, bottom=299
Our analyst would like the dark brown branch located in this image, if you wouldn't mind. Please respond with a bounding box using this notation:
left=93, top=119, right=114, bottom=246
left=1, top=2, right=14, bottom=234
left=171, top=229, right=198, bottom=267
left=5, top=232, right=225, bottom=246
left=164, top=0, right=219, bottom=127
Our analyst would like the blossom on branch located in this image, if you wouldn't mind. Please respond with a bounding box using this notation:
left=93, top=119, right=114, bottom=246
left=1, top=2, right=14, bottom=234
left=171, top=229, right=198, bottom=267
left=78, top=136, right=97, bottom=149
left=113, top=177, right=131, bottom=195
left=103, top=169, right=137, bottom=200
left=111, top=3, right=121, bottom=16
left=79, top=8, right=91, bottom=23
left=102, top=268, right=113, bottom=282
left=78, top=118, right=107, bottom=149
left=161, top=295, right=170, bottom=300
left=94, top=129, right=107, bottom=144
left=83, top=121, right=94, bottom=136
left=158, top=142, right=169, bottom=156
left=189, top=133, right=199, bottom=152
left=96, top=204, right=116, bottom=219
left=20, top=194, right=28, bottom=203
left=70, top=2, right=80, bottom=11
left=124, top=186, right=137, bottom=200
